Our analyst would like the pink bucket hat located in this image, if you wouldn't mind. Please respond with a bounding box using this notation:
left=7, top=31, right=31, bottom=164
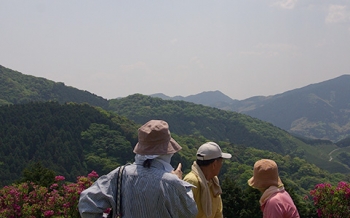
left=248, top=159, right=283, bottom=190
left=133, top=120, right=182, bottom=155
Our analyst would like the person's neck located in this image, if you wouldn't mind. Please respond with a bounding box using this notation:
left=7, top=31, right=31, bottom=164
left=199, top=166, right=214, bottom=181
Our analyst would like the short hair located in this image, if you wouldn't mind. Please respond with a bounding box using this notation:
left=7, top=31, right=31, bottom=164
left=196, top=155, right=221, bottom=166
left=143, top=159, right=153, bottom=168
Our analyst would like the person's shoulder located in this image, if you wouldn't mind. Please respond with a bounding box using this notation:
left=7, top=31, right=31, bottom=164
left=183, top=172, right=199, bottom=185
left=268, top=190, right=292, bottom=204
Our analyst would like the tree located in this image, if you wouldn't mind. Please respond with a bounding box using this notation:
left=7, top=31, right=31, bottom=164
left=221, top=177, right=262, bottom=218
left=18, top=162, right=56, bottom=188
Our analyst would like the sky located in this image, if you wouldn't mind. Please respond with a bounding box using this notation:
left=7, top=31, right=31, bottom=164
left=1, top=0, right=350, bottom=100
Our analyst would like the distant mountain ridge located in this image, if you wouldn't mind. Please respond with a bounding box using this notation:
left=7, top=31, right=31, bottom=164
left=1, top=63, right=349, bottom=141
left=150, top=75, right=350, bottom=142
left=151, top=90, right=237, bottom=106
left=0, top=65, right=108, bottom=108
left=2, top=63, right=350, bottom=181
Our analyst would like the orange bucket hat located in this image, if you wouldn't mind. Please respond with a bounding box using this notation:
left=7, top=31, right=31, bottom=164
left=248, top=159, right=283, bottom=190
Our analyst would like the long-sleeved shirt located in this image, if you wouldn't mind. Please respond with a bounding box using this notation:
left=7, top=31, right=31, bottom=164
left=78, top=159, right=198, bottom=218
left=261, top=190, right=300, bottom=218
left=184, top=172, right=223, bottom=218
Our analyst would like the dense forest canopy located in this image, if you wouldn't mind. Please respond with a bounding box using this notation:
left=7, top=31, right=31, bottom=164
left=1, top=65, right=350, bottom=217
left=0, top=102, right=137, bottom=186
left=0, top=102, right=348, bottom=199
left=108, top=94, right=350, bottom=174
left=0, top=65, right=108, bottom=107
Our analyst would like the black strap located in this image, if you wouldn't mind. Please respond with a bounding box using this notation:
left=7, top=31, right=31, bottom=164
left=115, top=165, right=125, bottom=218
left=107, top=165, right=126, bottom=218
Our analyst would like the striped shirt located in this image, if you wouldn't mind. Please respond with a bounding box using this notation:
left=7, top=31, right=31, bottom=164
left=79, top=159, right=198, bottom=218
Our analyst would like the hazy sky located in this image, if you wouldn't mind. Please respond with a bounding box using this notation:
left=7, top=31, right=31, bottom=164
left=1, top=1, right=350, bottom=100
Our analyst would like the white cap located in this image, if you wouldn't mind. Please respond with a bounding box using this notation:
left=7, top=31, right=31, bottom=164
left=196, top=142, right=232, bottom=160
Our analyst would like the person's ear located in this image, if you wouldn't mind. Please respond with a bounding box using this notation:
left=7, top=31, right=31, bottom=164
left=212, top=159, right=218, bottom=168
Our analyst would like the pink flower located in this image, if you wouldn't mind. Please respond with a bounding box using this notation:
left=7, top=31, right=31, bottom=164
left=88, top=171, right=99, bottom=178
left=50, top=183, right=58, bottom=189
left=55, top=176, right=65, bottom=181
left=44, top=210, right=54, bottom=217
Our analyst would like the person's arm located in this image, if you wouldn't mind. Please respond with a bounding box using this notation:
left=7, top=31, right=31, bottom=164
left=176, top=183, right=198, bottom=218
left=166, top=175, right=198, bottom=218
left=78, top=168, right=119, bottom=218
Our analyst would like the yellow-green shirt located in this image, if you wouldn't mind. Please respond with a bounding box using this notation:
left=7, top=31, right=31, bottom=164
left=184, top=172, right=223, bottom=218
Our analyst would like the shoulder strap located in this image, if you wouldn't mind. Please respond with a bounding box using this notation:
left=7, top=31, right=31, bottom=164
left=115, top=165, right=126, bottom=218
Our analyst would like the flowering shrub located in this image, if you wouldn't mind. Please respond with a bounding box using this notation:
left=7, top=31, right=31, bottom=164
left=0, top=171, right=98, bottom=218
left=309, top=181, right=350, bottom=217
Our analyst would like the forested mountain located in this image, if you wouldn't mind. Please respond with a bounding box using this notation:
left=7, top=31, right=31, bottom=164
left=0, top=65, right=108, bottom=108
left=151, top=75, right=350, bottom=142
left=107, top=94, right=350, bottom=174
left=2, top=64, right=349, bottom=142
left=0, top=102, right=347, bottom=199
left=1, top=64, right=350, bottom=199
left=0, top=102, right=137, bottom=186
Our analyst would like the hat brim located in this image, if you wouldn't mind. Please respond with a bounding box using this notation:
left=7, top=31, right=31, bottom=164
left=247, top=176, right=254, bottom=187
left=133, top=137, right=182, bottom=155
left=247, top=176, right=283, bottom=189
left=221, top=152, right=232, bottom=159
left=168, top=138, right=182, bottom=154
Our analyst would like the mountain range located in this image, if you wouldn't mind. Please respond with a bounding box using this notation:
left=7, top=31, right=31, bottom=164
left=1, top=64, right=349, bottom=142
left=1, top=63, right=350, bottom=200
left=151, top=75, right=350, bottom=142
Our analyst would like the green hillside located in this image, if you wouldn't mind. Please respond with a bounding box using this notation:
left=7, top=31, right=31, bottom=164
left=108, top=94, right=350, bottom=174
left=2, top=64, right=349, bottom=174
left=0, top=65, right=108, bottom=108
left=0, top=102, right=347, bottom=199
left=0, top=102, right=137, bottom=186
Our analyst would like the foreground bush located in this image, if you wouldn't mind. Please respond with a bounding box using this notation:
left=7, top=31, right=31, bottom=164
left=309, top=181, right=350, bottom=217
left=1, top=172, right=349, bottom=217
left=0, top=171, right=98, bottom=218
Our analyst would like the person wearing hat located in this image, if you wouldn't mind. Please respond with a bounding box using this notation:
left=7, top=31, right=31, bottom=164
left=78, top=120, right=198, bottom=218
left=183, top=142, right=232, bottom=218
left=248, top=159, right=300, bottom=218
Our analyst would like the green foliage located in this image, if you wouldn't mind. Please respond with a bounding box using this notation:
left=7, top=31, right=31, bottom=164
left=221, top=177, right=262, bottom=218
left=0, top=102, right=138, bottom=186
left=0, top=65, right=108, bottom=107
left=337, top=152, right=350, bottom=168
left=108, top=94, right=300, bottom=155
left=17, top=162, right=56, bottom=188
left=81, top=123, right=135, bottom=174
left=107, top=94, right=350, bottom=175
left=1, top=96, right=349, bottom=216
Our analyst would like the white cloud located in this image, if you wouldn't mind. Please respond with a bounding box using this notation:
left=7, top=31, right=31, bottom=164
left=326, top=5, right=350, bottom=24
left=272, top=0, right=298, bottom=9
